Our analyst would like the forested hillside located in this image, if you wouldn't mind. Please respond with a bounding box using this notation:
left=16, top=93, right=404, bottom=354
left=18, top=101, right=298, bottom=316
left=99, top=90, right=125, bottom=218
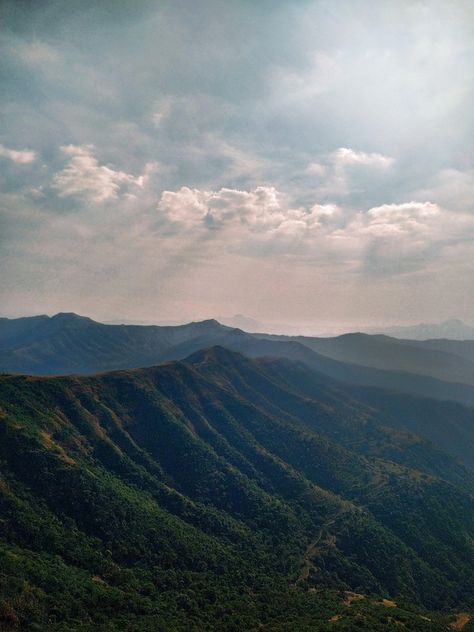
left=0, top=348, right=472, bottom=631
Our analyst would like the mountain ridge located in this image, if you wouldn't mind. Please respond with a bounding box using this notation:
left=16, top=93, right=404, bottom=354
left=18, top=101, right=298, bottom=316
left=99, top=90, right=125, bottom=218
left=3, top=313, right=474, bottom=410
left=0, top=347, right=473, bottom=629
left=369, top=318, right=474, bottom=340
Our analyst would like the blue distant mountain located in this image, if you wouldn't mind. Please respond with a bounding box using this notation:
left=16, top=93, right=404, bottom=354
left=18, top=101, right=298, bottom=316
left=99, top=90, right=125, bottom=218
left=370, top=318, right=474, bottom=340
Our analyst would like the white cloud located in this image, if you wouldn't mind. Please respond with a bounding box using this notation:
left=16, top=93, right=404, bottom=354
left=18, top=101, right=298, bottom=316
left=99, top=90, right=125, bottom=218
left=362, top=201, right=440, bottom=237
left=158, top=186, right=282, bottom=230
left=310, top=203, right=340, bottom=222
left=341, top=201, right=474, bottom=275
left=207, top=186, right=283, bottom=228
left=0, top=144, right=36, bottom=164
left=413, top=168, right=474, bottom=213
left=302, top=147, right=395, bottom=199
left=157, top=186, right=474, bottom=275
left=158, top=186, right=211, bottom=226
left=156, top=185, right=347, bottom=262
left=350, top=200, right=474, bottom=249
left=158, top=185, right=339, bottom=237
left=304, top=162, right=327, bottom=177
left=331, top=147, right=394, bottom=169
left=158, top=188, right=462, bottom=251
left=52, top=145, right=146, bottom=203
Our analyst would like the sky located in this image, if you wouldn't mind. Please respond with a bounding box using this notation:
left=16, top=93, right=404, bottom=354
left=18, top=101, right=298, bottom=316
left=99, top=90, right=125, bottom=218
left=1, top=0, right=474, bottom=332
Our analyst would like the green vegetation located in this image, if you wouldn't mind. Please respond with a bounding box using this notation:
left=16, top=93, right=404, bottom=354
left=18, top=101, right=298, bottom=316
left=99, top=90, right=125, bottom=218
left=0, top=347, right=472, bottom=630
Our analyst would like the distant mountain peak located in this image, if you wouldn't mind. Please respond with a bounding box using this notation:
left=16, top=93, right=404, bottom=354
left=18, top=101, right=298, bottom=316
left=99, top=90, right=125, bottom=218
left=185, top=318, right=228, bottom=331
left=50, top=312, right=96, bottom=326
left=196, top=318, right=221, bottom=326
left=51, top=311, right=89, bottom=319
left=370, top=318, right=474, bottom=340
left=185, top=345, right=246, bottom=366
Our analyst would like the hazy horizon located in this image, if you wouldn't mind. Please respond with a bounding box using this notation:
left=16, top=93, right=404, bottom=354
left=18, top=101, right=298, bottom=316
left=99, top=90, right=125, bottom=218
left=2, top=1, right=474, bottom=327
left=1, top=309, right=473, bottom=339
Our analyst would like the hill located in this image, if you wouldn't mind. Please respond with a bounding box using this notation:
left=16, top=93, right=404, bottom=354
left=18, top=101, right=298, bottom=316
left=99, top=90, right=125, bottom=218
left=0, top=313, right=234, bottom=375
left=195, top=348, right=474, bottom=472
left=3, top=314, right=474, bottom=410
left=0, top=348, right=473, bottom=630
left=256, top=332, right=474, bottom=387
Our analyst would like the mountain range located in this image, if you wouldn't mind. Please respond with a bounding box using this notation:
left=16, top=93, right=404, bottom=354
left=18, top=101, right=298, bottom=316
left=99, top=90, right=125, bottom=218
left=0, top=346, right=473, bottom=630
left=368, top=319, right=474, bottom=340
left=2, top=312, right=474, bottom=405
left=212, top=315, right=474, bottom=339
left=0, top=313, right=473, bottom=630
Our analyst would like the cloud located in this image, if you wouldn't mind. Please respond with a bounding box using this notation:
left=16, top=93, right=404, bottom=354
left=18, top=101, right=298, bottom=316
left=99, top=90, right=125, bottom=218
left=158, top=187, right=455, bottom=249
left=158, top=185, right=340, bottom=236
left=151, top=97, right=174, bottom=129
left=304, top=162, right=327, bottom=177
left=344, top=201, right=474, bottom=275
left=2, top=1, right=474, bottom=323
left=331, top=147, right=394, bottom=169
left=14, top=41, right=60, bottom=66
left=156, top=186, right=349, bottom=264
left=361, top=201, right=440, bottom=237
left=413, top=168, right=474, bottom=213
left=158, top=186, right=210, bottom=227
left=52, top=145, right=146, bottom=203
left=268, top=50, right=342, bottom=106
left=158, top=185, right=283, bottom=230
left=0, top=144, right=36, bottom=164
left=310, top=203, right=340, bottom=223
left=302, top=147, right=395, bottom=201
left=157, top=185, right=474, bottom=276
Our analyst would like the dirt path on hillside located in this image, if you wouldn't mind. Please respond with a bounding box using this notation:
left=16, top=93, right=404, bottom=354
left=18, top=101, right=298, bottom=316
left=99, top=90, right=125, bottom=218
left=450, top=613, right=471, bottom=629
left=294, top=510, right=346, bottom=585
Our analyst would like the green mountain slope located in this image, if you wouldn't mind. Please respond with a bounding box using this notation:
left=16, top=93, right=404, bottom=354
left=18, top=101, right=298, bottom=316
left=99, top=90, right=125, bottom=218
left=188, top=348, right=474, bottom=482
left=225, top=334, right=474, bottom=407
left=3, top=314, right=474, bottom=411
left=228, top=352, right=474, bottom=472
left=256, top=331, right=474, bottom=386
left=0, top=348, right=472, bottom=631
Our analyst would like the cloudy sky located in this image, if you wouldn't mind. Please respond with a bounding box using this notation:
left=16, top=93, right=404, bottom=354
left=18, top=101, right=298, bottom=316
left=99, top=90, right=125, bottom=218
left=1, top=0, right=474, bottom=331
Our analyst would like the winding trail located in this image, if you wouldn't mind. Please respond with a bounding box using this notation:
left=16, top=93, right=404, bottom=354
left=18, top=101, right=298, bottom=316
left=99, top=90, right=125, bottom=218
left=294, top=509, right=347, bottom=585
left=450, top=613, right=471, bottom=630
